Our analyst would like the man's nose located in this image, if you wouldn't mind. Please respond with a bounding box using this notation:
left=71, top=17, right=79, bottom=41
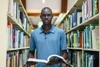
left=45, top=15, right=48, bottom=18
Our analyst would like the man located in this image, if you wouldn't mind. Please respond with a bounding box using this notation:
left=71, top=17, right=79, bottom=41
left=28, top=7, right=67, bottom=67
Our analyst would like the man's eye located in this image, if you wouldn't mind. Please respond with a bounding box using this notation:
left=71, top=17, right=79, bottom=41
left=43, top=15, right=46, bottom=17
left=42, top=14, right=51, bottom=17
left=47, top=14, right=51, bottom=16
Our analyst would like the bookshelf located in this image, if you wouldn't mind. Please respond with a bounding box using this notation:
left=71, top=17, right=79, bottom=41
left=56, top=0, right=100, bottom=67
left=6, top=0, right=33, bottom=67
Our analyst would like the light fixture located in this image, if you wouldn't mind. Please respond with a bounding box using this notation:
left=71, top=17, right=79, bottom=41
left=42, top=0, right=45, bottom=3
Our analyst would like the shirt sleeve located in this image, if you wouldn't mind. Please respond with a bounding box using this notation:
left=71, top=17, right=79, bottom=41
left=60, top=30, right=67, bottom=50
left=30, top=32, right=36, bottom=51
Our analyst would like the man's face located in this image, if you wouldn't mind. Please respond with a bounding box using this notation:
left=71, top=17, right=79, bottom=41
left=40, top=8, right=53, bottom=25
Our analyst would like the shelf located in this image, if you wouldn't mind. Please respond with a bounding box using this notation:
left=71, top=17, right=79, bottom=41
left=68, top=48, right=100, bottom=52
left=66, top=13, right=99, bottom=33
left=83, top=49, right=100, bottom=52
left=65, top=0, right=83, bottom=17
left=7, top=14, right=30, bottom=37
left=7, top=46, right=29, bottom=52
left=68, top=48, right=82, bottom=50
left=57, top=0, right=83, bottom=26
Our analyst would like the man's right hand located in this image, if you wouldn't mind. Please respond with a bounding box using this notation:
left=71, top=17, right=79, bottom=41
left=27, top=61, right=37, bottom=65
left=23, top=61, right=37, bottom=67
left=27, top=50, right=37, bottom=65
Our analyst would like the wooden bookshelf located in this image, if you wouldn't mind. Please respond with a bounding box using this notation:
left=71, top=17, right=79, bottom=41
left=56, top=0, right=100, bottom=67
left=6, top=0, right=33, bottom=67
left=7, top=46, right=29, bottom=52
left=66, top=13, right=99, bottom=34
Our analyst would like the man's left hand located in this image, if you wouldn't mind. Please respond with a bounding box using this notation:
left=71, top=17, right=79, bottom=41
left=46, top=57, right=61, bottom=66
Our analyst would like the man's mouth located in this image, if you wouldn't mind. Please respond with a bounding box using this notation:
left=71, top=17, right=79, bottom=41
left=45, top=20, right=49, bottom=22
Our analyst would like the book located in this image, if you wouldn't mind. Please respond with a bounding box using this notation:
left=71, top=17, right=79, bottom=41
left=27, top=54, right=72, bottom=67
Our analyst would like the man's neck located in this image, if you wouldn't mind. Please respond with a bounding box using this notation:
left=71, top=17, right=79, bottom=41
left=42, top=24, right=52, bottom=33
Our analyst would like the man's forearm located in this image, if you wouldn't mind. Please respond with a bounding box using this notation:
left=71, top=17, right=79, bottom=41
left=28, top=50, right=35, bottom=58
left=26, top=50, right=37, bottom=65
left=61, top=50, right=68, bottom=60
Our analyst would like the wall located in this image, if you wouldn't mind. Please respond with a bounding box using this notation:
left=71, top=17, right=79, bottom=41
left=0, top=0, right=8, bottom=67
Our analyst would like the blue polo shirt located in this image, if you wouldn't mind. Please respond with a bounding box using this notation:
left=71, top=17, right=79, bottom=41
left=30, top=25, right=67, bottom=67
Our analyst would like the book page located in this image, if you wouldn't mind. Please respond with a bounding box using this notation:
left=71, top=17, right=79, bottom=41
left=47, top=54, right=73, bottom=67
left=28, top=55, right=72, bottom=67
left=47, top=54, right=66, bottom=62
left=28, top=58, right=48, bottom=63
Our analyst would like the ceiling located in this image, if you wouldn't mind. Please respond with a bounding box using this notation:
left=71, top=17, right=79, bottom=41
left=21, top=0, right=67, bottom=26
left=26, top=0, right=61, bottom=16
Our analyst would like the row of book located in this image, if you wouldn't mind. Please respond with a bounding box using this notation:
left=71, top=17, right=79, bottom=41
left=68, top=51, right=99, bottom=67
left=6, top=50, right=29, bottom=67
left=68, top=51, right=82, bottom=67
left=82, top=0, right=99, bottom=21
left=83, top=52, right=99, bottom=67
left=67, top=23, right=99, bottom=49
left=7, top=22, right=30, bottom=49
left=8, top=0, right=30, bottom=32
left=65, top=0, right=99, bottom=31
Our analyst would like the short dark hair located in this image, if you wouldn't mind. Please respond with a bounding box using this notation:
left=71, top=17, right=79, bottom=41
left=41, top=7, right=52, bottom=14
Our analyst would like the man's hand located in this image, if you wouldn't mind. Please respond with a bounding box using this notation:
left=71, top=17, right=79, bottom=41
left=28, top=61, right=37, bottom=65
left=27, top=61, right=37, bottom=65
left=23, top=61, right=37, bottom=67
left=27, top=50, right=37, bottom=65
left=46, top=57, right=62, bottom=66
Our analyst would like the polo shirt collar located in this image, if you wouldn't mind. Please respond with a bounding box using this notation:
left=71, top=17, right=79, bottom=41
left=39, top=25, right=55, bottom=34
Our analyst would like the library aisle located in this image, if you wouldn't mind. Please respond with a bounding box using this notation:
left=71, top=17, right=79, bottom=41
left=0, top=0, right=100, bottom=67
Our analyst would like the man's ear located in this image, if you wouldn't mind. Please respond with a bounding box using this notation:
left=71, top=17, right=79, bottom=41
left=51, top=15, right=53, bottom=19
left=52, top=15, right=53, bottom=18
left=40, top=15, right=42, bottom=19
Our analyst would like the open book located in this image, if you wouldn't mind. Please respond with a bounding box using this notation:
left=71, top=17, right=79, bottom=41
left=27, top=54, right=72, bottom=67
